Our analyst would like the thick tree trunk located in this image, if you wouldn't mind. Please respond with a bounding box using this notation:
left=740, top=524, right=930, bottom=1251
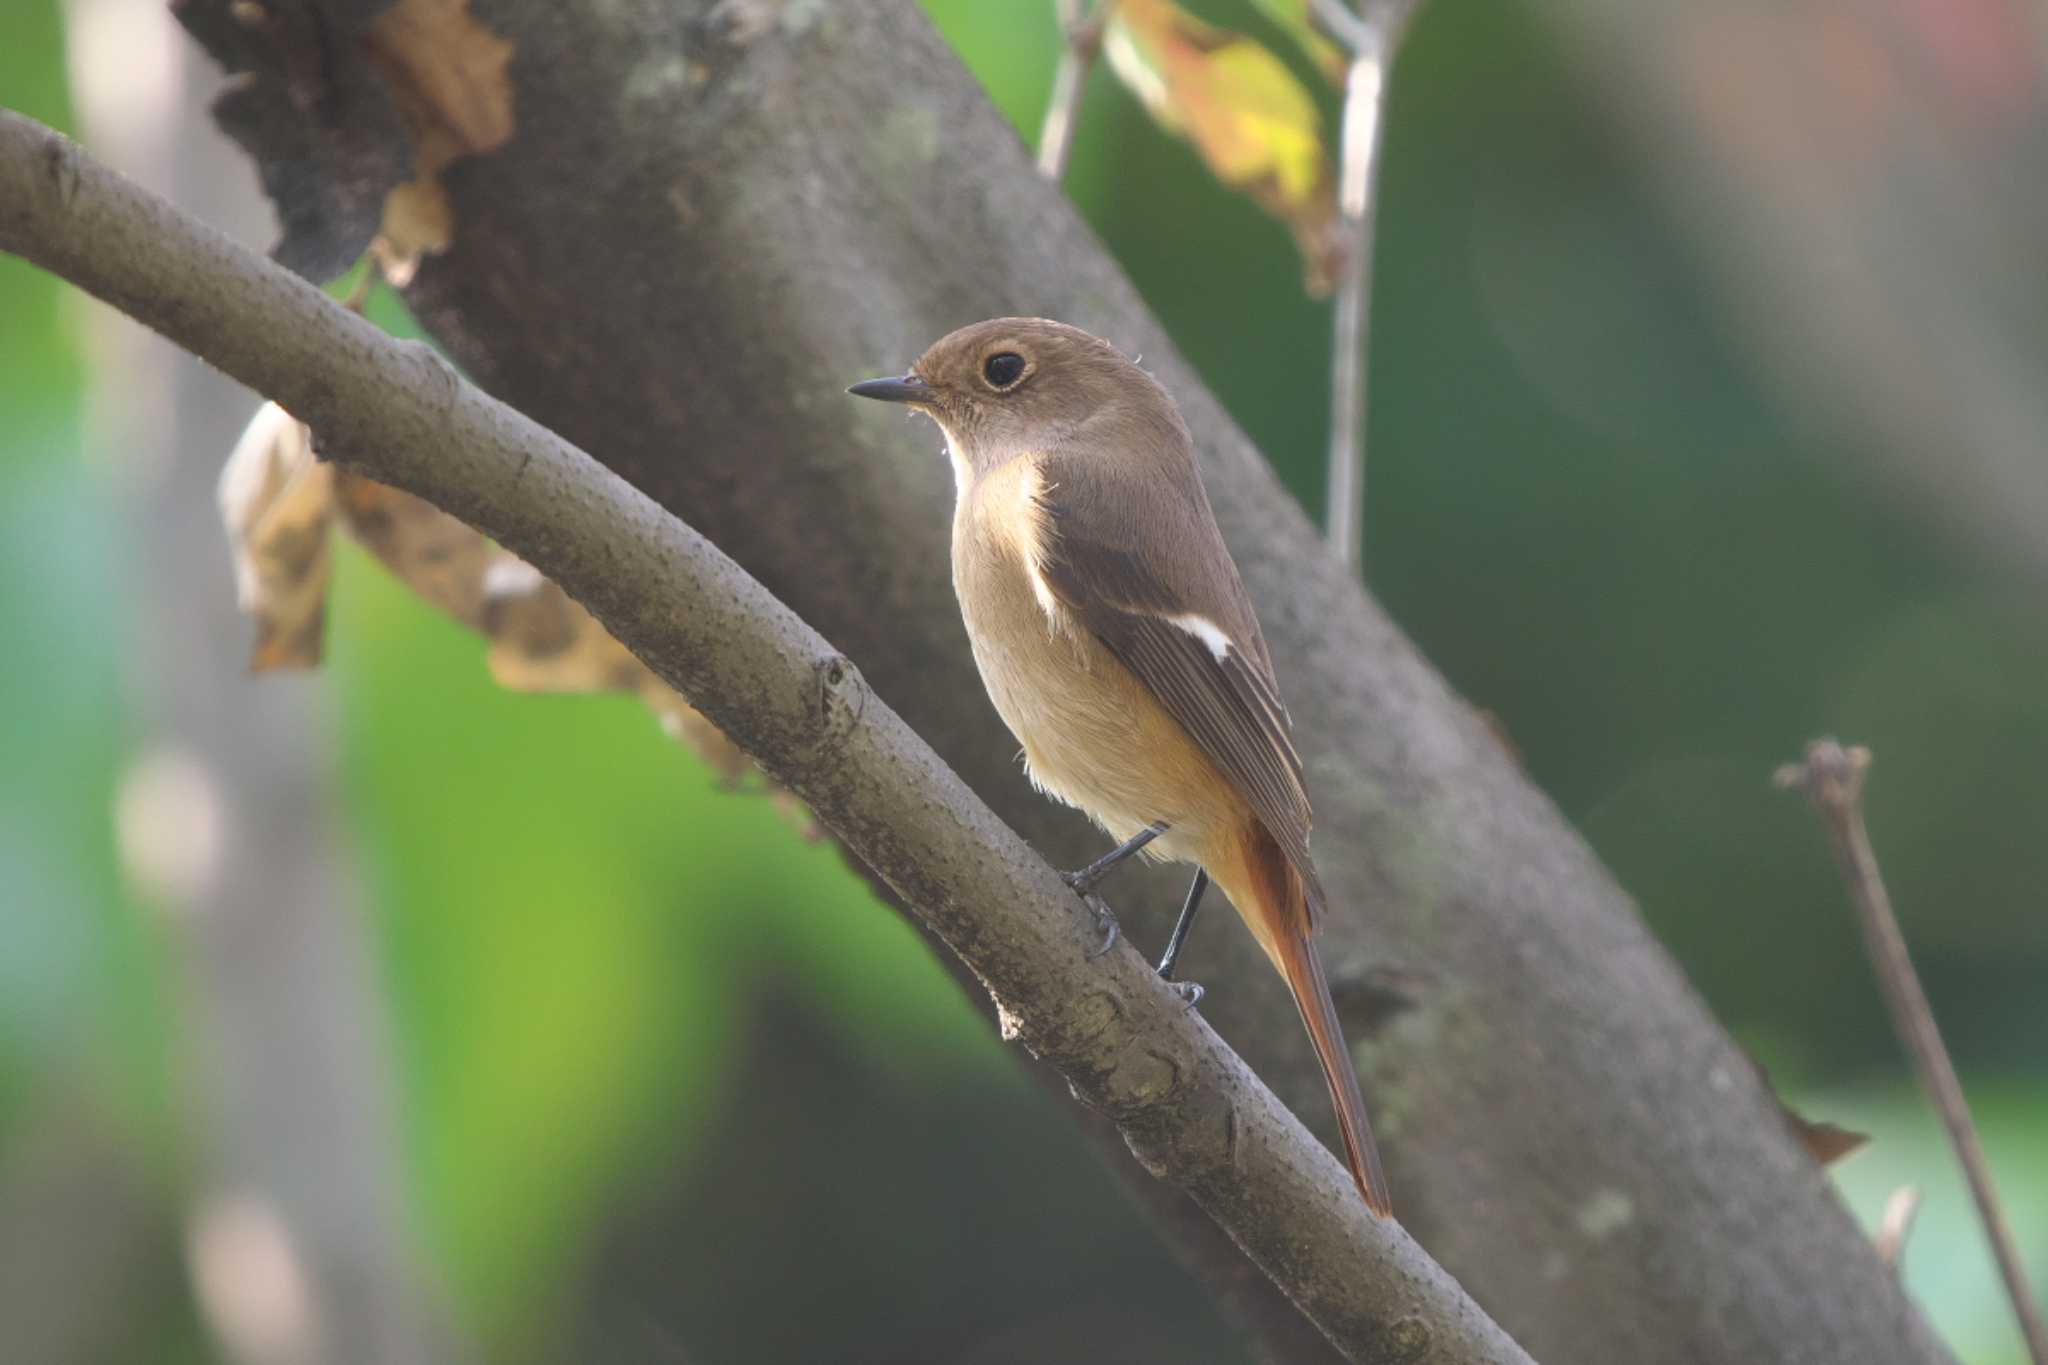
left=171, top=3, right=1952, bottom=1361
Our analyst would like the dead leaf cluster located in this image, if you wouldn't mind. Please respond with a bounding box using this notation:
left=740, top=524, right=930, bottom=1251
left=363, top=0, right=516, bottom=279
left=219, top=401, right=789, bottom=811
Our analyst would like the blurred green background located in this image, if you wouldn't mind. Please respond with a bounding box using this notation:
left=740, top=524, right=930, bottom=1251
left=2, top=0, right=2043, bottom=1361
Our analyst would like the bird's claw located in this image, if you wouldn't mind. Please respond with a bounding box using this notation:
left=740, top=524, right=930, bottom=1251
left=1166, top=979, right=1205, bottom=1010
left=1082, top=893, right=1119, bottom=959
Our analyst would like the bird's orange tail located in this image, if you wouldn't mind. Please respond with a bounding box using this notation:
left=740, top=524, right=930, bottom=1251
left=1232, top=825, right=1394, bottom=1217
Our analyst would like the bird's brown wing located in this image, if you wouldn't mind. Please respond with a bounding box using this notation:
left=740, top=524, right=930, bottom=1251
left=1034, top=451, right=1325, bottom=920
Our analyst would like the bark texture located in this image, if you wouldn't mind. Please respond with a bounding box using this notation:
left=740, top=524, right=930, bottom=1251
left=151, top=2, right=1953, bottom=1361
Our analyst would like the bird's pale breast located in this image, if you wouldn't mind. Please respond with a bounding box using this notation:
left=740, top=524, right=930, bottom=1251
left=951, top=457, right=1243, bottom=864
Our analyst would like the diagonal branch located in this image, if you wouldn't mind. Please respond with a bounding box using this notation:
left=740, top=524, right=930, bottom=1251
left=1777, top=740, right=2048, bottom=1365
left=0, top=109, right=1533, bottom=1365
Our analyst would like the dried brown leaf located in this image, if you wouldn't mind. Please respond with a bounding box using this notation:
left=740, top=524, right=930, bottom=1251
left=225, top=417, right=791, bottom=812
left=333, top=470, right=496, bottom=622
left=1790, top=1112, right=1871, bottom=1166
left=474, top=558, right=756, bottom=785
left=367, top=0, right=516, bottom=159
left=1744, top=1053, right=1870, bottom=1166
left=363, top=0, right=515, bottom=275
left=217, top=401, right=334, bottom=670
left=372, top=180, right=452, bottom=279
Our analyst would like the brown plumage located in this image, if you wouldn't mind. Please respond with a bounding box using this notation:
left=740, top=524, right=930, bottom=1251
left=851, top=318, right=1391, bottom=1216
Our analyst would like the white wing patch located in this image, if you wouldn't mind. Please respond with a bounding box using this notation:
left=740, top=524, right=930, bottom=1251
left=1166, top=613, right=1233, bottom=663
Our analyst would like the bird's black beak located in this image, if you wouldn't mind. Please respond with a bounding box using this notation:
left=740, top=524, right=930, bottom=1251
left=847, top=373, right=932, bottom=405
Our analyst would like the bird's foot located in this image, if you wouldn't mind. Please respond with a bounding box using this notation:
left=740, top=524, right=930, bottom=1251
left=1081, top=893, right=1120, bottom=960
left=1164, top=978, right=1205, bottom=1010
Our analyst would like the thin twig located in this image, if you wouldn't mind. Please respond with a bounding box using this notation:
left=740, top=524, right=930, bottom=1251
left=1037, top=0, right=1109, bottom=181
left=0, top=109, right=1537, bottom=1365
left=1315, top=0, right=1421, bottom=574
left=1777, top=739, right=2048, bottom=1365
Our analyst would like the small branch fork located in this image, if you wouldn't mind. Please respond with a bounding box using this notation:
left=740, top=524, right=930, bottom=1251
left=1777, top=739, right=2048, bottom=1365
left=1310, top=0, right=1421, bottom=575
left=1037, top=0, right=1112, bottom=182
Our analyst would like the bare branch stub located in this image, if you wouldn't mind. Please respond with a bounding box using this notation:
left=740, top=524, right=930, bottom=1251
left=1313, top=0, right=1423, bottom=574
left=1037, top=0, right=1111, bottom=182
left=1778, top=737, right=2048, bottom=1365
left=1874, top=1186, right=1922, bottom=1274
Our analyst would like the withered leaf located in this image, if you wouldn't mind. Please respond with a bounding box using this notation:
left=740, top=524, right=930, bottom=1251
left=330, top=470, right=761, bottom=790
left=224, top=413, right=794, bottom=813
left=1745, top=1053, right=1870, bottom=1167
left=177, top=0, right=513, bottom=280
left=1105, top=0, right=1342, bottom=293
left=364, top=0, right=516, bottom=274
left=478, top=560, right=754, bottom=785
left=218, top=401, right=334, bottom=670
left=334, top=471, right=496, bottom=621
left=1788, top=1112, right=1870, bottom=1167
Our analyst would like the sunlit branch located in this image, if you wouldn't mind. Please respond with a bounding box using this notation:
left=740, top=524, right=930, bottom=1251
left=1037, top=0, right=1111, bottom=182
left=1313, top=0, right=1420, bottom=574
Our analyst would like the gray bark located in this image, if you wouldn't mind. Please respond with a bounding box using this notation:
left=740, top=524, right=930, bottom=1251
left=120, top=0, right=1959, bottom=1359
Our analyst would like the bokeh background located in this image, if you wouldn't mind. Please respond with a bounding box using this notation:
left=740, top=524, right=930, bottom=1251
left=3, top=0, right=2045, bottom=1361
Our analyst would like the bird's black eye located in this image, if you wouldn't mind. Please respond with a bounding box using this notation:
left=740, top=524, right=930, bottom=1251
left=982, top=352, right=1027, bottom=389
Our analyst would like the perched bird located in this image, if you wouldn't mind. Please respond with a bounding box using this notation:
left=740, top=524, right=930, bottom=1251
left=850, top=318, right=1391, bottom=1215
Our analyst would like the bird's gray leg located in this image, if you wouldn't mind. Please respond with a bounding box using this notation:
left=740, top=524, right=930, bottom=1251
left=1157, top=869, right=1208, bottom=1007
left=1063, top=820, right=1169, bottom=894
left=1067, top=821, right=1169, bottom=960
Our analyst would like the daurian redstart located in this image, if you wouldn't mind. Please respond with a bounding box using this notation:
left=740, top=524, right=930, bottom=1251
left=852, top=318, right=1390, bottom=1215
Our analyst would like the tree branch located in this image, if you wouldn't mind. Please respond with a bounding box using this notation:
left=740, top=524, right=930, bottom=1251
left=1037, top=0, right=1108, bottom=181
left=1315, top=0, right=1421, bottom=573
left=0, top=108, right=1534, bottom=1365
left=1777, top=739, right=2048, bottom=1365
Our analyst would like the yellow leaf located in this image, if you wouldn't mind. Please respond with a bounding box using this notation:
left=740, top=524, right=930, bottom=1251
left=217, top=401, right=334, bottom=671
left=1105, top=0, right=1341, bottom=294
left=1248, top=0, right=1349, bottom=85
